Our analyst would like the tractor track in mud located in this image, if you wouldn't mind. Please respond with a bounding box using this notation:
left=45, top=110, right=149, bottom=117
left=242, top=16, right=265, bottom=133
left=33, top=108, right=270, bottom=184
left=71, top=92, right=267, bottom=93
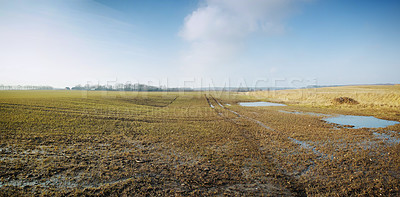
left=207, top=96, right=331, bottom=173
left=3, top=90, right=398, bottom=196
left=204, top=94, right=307, bottom=196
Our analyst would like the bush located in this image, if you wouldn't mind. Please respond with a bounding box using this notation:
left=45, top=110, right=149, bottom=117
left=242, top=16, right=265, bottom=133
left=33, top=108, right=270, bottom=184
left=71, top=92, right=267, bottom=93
left=332, top=97, right=359, bottom=105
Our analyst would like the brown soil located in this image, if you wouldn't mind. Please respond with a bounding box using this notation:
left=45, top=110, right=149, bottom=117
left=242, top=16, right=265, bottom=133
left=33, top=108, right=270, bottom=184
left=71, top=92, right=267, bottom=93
left=0, top=91, right=399, bottom=196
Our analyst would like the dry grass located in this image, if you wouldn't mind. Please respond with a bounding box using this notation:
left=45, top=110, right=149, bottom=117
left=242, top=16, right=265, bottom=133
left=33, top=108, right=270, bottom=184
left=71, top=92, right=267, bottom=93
left=248, top=85, right=400, bottom=120
left=0, top=91, right=295, bottom=196
left=1, top=89, right=399, bottom=196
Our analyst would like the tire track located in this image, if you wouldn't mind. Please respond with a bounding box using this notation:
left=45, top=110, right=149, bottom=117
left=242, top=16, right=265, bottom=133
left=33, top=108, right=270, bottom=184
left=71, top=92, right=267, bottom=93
left=209, top=95, right=275, bottom=131
left=208, top=95, right=330, bottom=176
left=163, top=96, right=178, bottom=107
left=204, top=94, right=307, bottom=196
left=209, top=95, right=329, bottom=159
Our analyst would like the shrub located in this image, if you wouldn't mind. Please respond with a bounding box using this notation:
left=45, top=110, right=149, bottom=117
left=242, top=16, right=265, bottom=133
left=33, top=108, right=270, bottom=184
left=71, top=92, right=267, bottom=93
left=332, top=97, right=359, bottom=105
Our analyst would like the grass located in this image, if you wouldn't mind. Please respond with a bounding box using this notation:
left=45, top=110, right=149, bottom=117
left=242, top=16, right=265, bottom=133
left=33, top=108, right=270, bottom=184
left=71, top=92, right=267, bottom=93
left=0, top=87, right=399, bottom=196
left=248, top=85, right=400, bottom=121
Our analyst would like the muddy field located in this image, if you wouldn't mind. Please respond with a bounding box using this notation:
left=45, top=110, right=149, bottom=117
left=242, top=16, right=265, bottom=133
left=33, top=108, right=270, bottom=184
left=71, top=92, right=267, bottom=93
left=1, top=89, right=399, bottom=196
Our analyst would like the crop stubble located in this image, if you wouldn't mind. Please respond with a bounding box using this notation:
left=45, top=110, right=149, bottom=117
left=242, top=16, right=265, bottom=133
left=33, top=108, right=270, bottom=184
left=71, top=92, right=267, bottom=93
left=0, top=89, right=399, bottom=196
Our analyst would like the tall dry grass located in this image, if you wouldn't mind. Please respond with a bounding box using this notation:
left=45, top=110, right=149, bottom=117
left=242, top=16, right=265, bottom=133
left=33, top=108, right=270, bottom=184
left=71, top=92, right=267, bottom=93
left=248, top=85, right=400, bottom=119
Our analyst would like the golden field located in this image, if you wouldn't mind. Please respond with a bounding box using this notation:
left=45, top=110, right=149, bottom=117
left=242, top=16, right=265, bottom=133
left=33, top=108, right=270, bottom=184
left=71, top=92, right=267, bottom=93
left=248, top=85, right=400, bottom=121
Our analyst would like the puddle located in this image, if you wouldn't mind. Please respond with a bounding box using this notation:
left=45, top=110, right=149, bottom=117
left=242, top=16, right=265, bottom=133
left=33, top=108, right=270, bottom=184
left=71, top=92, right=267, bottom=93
left=227, top=108, right=240, bottom=116
left=387, top=130, right=400, bottom=135
left=288, top=137, right=314, bottom=150
left=225, top=104, right=231, bottom=106
left=373, top=132, right=400, bottom=144
left=279, top=110, right=330, bottom=117
left=0, top=180, right=39, bottom=188
left=209, top=104, right=214, bottom=108
left=288, top=137, right=322, bottom=156
left=287, top=137, right=332, bottom=161
left=239, top=102, right=286, bottom=107
left=247, top=117, right=275, bottom=131
left=328, top=131, right=400, bottom=151
left=323, top=115, right=399, bottom=129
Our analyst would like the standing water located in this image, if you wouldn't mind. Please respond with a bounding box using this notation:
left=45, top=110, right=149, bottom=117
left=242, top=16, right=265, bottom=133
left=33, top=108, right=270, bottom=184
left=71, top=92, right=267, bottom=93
left=323, top=115, right=399, bottom=129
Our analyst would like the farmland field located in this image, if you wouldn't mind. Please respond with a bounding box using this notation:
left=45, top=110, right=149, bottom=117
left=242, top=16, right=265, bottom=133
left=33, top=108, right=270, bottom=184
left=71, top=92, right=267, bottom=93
left=1, top=86, right=400, bottom=196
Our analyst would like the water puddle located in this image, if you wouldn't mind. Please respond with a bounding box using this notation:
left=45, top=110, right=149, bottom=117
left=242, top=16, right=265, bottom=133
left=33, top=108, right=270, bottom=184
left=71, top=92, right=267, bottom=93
left=323, top=115, right=399, bottom=129
left=225, top=104, right=231, bottom=106
left=0, top=180, right=39, bottom=188
left=387, top=130, right=400, bottom=135
left=239, top=102, right=286, bottom=107
left=288, top=137, right=314, bottom=150
left=288, top=137, right=323, bottom=156
left=279, top=110, right=330, bottom=117
left=373, top=132, right=400, bottom=144
left=227, top=109, right=240, bottom=116
left=247, top=117, right=275, bottom=131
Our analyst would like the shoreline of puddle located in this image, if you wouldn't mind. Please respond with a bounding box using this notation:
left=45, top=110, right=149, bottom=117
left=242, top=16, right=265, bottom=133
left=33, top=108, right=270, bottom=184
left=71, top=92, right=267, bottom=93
left=238, top=102, right=399, bottom=129
left=238, top=101, right=400, bottom=148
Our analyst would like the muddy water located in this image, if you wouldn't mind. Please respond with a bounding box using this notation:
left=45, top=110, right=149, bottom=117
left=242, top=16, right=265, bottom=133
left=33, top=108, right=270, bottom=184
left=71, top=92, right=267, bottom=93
left=373, top=132, right=400, bottom=144
left=239, top=102, right=286, bottom=107
left=288, top=137, right=321, bottom=155
left=323, top=115, right=399, bottom=129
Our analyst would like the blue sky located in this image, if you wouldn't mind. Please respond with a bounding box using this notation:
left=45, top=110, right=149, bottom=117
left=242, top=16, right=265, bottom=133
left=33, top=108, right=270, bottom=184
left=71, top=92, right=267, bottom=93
left=0, top=0, right=399, bottom=88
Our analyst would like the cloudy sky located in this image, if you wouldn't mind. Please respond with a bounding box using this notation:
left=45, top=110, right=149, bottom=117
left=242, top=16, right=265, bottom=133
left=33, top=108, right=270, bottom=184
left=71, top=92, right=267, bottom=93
left=1, top=0, right=399, bottom=88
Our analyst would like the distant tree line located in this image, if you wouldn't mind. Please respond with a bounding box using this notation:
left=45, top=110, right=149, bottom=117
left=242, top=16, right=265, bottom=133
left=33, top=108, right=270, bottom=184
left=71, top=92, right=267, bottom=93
left=69, top=84, right=292, bottom=92
left=0, top=85, right=53, bottom=90
left=70, top=83, right=193, bottom=92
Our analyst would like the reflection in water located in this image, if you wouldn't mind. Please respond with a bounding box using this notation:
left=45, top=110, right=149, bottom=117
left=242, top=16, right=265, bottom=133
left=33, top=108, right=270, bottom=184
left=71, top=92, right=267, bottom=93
left=323, top=115, right=399, bottom=129
left=373, top=132, right=400, bottom=144
left=288, top=137, right=324, bottom=157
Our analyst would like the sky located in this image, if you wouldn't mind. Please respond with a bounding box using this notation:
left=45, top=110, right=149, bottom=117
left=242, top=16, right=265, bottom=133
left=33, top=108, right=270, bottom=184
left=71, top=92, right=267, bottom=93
left=0, top=0, right=399, bottom=88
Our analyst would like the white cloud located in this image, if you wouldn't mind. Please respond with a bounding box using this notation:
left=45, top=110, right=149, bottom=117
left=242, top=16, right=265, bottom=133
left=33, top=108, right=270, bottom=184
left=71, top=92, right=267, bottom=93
left=179, top=0, right=307, bottom=74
